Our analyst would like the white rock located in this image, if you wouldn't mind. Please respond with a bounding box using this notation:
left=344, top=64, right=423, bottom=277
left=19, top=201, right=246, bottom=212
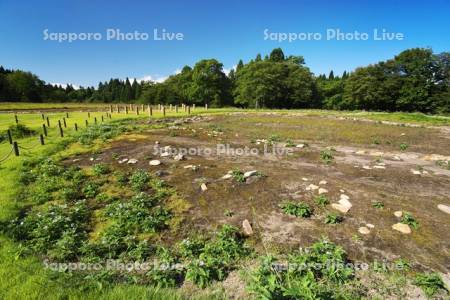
left=174, top=153, right=185, bottom=161
left=155, top=141, right=159, bottom=144
left=392, top=223, right=411, bottom=234
left=394, top=211, right=403, bottom=218
left=362, top=165, right=372, bottom=170
left=89, top=157, right=94, bottom=161
left=127, top=159, right=138, bottom=164
left=340, top=194, right=350, bottom=201
left=242, top=219, right=253, bottom=236
left=366, top=223, right=375, bottom=229
left=118, top=158, right=128, bottom=164
left=358, top=226, right=371, bottom=235
left=437, top=204, right=450, bottom=214
left=319, top=180, right=327, bottom=185
left=318, top=188, right=328, bottom=194
left=338, top=198, right=352, bottom=209
left=410, top=169, right=421, bottom=175
left=184, top=165, right=195, bottom=169
left=149, top=160, right=161, bottom=166
left=200, top=183, right=208, bottom=191
left=222, top=174, right=233, bottom=179
left=356, top=150, right=366, bottom=155
left=244, top=170, right=258, bottom=178
left=163, top=145, right=171, bottom=151
left=392, top=155, right=402, bottom=161
left=296, top=144, right=305, bottom=148
left=302, top=177, right=309, bottom=181
left=161, top=152, right=170, bottom=157
left=332, top=203, right=351, bottom=213
left=373, top=165, right=386, bottom=169
left=339, top=189, right=345, bottom=193
left=306, top=184, right=319, bottom=191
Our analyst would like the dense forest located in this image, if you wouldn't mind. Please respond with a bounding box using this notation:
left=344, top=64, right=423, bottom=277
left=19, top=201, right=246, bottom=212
left=1, top=48, right=449, bottom=113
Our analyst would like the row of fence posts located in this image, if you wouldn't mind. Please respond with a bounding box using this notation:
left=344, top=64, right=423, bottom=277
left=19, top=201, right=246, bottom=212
left=9, top=103, right=208, bottom=157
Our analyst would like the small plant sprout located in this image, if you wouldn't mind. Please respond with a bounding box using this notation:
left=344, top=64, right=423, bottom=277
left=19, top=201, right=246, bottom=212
left=285, top=139, right=295, bottom=147
left=224, top=209, right=234, bottom=217
left=399, top=143, right=409, bottom=151
left=320, top=149, right=334, bottom=164
left=231, top=169, right=245, bottom=183
left=325, top=213, right=343, bottom=224
left=314, top=195, right=329, bottom=207
left=414, top=273, right=446, bottom=297
left=372, top=201, right=384, bottom=209
left=279, top=201, right=312, bottom=218
left=401, top=212, right=419, bottom=229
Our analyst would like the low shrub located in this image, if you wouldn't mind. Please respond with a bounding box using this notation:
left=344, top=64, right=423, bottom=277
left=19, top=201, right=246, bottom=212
left=279, top=201, right=312, bottom=218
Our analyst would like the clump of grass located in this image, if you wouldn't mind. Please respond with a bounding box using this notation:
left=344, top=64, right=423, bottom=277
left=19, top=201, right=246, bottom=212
left=130, top=169, right=151, bottom=191
left=401, top=212, right=419, bottom=229
left=414, top=273, right=446, bottom=297
left=320, top=149, right=334, bottom=164
left=279, top=201, right=312, bottom=218
left=268, top=134, right=282, bottom=144
left=4, top=124, right=37, bottom=140
left=92, top=163, right=110, bottom=175
left=285, top=139, right=295, bottom=147
left=372, top=201, right=384, bottom=209
left=324, top=213, right=343, bottom=224
left=314, top=195, right=329, bottom=207
left=247, top=239, right=355, bottom=299
left=231, top=169, right=245, bottom=183
left=399, top=143, right=409, bottom=151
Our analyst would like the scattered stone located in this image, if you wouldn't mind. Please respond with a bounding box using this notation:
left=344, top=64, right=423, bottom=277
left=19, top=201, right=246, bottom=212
left=306, top=184, right=319, bottom=191
left=89, top=157, right=94, bottom=161
left=392, top=155, right=402, bottom=161
left=200, top=183, right=208, bottom=192
left=332, top=195, right=352, bottom=213
left=242, top=219, right=253, bottom=236
left=339, top=189, right=345, bottom=193
left=302, top=177, right=309, bottom=181
left=370, top=151, right=384, bottom=157
left=118, top=158, right=128, bottom=164
left=373, top=165, right=386, bottom=169
left=410, top=169, right=421, bottom=175
left=340, top=194, right=350, bottom=201
left=332, top=203, right=351, bottom=213
left=244, top=170, right=258, bottom=178
left=155, top=141, right=159, bottom=144
left=174, top=153, right=185, bottom=161
left=160, top=152, right=170, bottom=157
left=149, top=160, right=161, bottom=166
left=319, top=180, right=327, bottom=185
left=392, top=223, right=411, bottom=234
left=362, top=165, right=372, bottom=170
left=356, top=150, right=366, bottom=155
left=394, top=211, right=403, bottom=218
left=127, top=159, right=138, bottom=164
left=437, top=204, right=450, bottom=214
left=318, top=188, right=328, bottom=194
left=296, top=144, right=305, bottom=148
left=222, top=174, right=233, bottom=179
left=358, top=226, right=370, bottom=235
left=366, top=223, right=375, bottom=229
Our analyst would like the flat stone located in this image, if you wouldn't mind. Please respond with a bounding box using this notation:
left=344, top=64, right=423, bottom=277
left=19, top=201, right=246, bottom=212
left=319, top=180, right=327, bottom=185
left=437, top=204, right=450, bottom=214
left=318, top=188, right=328, bottom=194
left=184, top=165, right=195, bottom=169
left=356, top=150, right=366, bottom=155
left=332, top=203, right=351, bottom=213
left=394, top=211, right=403, bottom=218
left=306, top=184, right=319, bottom=191
left=358, top=226, right=370, bottom=235
left=160, top=152, right=170, bottom=157
left=340, top=194, right=350, bottom=201
left=127, top=159, right=138, bottom=164
left=200, top=183, right=208, bottom=191
left=302, top=177, right=309, bottom=181
left=222, top=174, right=233, bottom=179
left=242, top=219, right=253, bottom=236
left=410, top=169, right=421, bottom=175
left=155, top=141, right=159, bottom=144
left=338, top=198, right=352, bottom=209
left=362, top=165, right=372, bottom=170
left=366, top=223, right=375, bottom=229
left=373, top=165, right=386, bottom=169
left=244, top=170, right=258, bottom=178
left=118, top=158, right=128, bottom=164
left=296, top=144, right=305, bottom=148
left=392, top=223, right=411, bottom=234
left=149, top=160, right=161, bottom=166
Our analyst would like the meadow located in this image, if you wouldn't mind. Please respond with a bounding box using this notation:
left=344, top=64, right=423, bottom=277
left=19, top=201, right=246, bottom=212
left=0, top=102, right=449, bottom=299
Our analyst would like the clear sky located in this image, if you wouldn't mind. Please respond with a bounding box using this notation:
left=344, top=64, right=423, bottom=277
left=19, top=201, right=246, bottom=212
left=1, top=0, right=449, bottom=88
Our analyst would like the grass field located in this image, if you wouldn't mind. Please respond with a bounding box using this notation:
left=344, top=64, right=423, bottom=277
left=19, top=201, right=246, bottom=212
left=1, top=103, right=449, bottom=299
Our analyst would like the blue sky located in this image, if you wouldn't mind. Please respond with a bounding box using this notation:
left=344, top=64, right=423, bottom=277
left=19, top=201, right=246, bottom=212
left=1, top=0, right=449, bottom=87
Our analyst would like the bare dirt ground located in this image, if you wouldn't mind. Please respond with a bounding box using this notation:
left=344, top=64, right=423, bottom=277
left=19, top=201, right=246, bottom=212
left=69, top=113, right=450, bottom=275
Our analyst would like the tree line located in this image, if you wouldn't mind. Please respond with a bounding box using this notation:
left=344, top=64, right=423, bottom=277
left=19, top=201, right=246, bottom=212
left=1, top=47, right=449, bottom=113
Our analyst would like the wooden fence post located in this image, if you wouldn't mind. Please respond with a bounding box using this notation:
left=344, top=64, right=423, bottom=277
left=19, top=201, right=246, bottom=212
left=46, top=116, right=50, bottom=127
left=85, top=120, right=89, bottom=127
left=7, top=129, right=12, bottom=144
left=39, top=134, right=45, bottom=145
left=14, top=114, right=18, bottom=124
left=42, top=124, right=47, bottom=136
left=66, top=112, right=69, bottom=118
left=163, top=106, right=166, bottom=117
left=13, top=141, right=19, bottom=156
left=75, top=123, right=78, bottom=131
left=63, top=118, right=67, bottom=128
